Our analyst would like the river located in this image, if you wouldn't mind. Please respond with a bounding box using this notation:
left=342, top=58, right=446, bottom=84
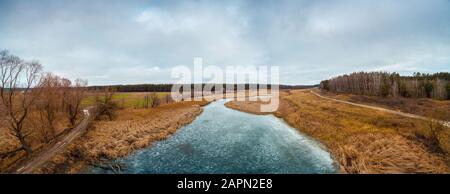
left=90, top=99, right=337, bottom=174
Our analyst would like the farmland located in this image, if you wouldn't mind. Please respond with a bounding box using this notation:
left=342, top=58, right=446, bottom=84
left=81, top=92, right=170, bottom=108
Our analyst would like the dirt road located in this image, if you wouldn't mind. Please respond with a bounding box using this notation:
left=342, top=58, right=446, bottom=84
left=14, top=107, right=94, bottom=174
left=310, top=90, right=450, bottom=128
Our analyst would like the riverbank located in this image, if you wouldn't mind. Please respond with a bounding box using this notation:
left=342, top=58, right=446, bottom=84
left=225, top=90, right=450, bottom=173
left=224, top=100, right=272, bottom=115
left=33, top=101, right=209, bottom=173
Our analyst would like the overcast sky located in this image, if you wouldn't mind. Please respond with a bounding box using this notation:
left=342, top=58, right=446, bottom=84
left=1, top=0, right=449, bottom=85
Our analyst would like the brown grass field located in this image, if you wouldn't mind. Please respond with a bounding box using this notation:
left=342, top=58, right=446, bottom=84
left=226, top=89, right=450, bottom=173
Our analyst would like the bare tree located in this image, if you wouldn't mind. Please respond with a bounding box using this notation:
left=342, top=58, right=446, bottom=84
left=0, top=50, right=42, bottom=154
left=95, top=86, right=116, bottom=120
left=149, top=93, right=160, bottom=108
left=63, top=78, right=88, bottom=127
left=320, top=71, right=450, bottom=100
left=36, top=73, right=63, bottom=142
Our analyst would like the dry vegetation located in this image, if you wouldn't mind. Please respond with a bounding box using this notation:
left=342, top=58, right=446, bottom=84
left=224, top=100, right=272, bottom=115
left=226, top=89, right=450, bottom=173
left=0, top=51, right=205, bottom=173
left=0, top=112, right=73, bottom=171
left=0, top=50, right=88, bottom=172
left=319, top=90, right=450, bottom=121
left=34, top=100, right=209, bottom=173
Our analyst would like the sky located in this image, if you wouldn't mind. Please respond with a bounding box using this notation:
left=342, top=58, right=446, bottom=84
left=0, top=0, right=449, bottom=85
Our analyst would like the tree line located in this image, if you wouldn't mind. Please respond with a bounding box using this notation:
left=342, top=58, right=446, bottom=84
left=320, top=72, right=450, bottom=100
left=0, top=50, right=89, bottom=156
left=88, top=84, right=317, bottom=93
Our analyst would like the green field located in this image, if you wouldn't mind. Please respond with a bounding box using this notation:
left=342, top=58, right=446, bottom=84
left=82, top=92, right=170, bottom=108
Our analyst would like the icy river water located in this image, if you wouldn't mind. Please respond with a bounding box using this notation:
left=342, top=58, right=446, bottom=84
left=90, top=99, right=337, bottom=174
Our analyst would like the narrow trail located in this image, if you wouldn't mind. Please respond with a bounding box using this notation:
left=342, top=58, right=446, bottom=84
left=13, top=107, right=94, bottom=174
left=310, top=90, right=450, bottom=128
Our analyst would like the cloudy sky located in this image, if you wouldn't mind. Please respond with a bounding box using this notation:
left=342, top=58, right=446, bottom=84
left=1, top=0, right=449, bottom=85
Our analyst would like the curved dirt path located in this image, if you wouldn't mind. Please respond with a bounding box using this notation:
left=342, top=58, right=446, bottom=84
left=310, top=90, right=450, bottom=128
left=13, top=107, right=94, bottom=174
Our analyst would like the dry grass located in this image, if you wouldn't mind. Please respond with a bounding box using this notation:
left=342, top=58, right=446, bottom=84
left=319, top=90, right=450, bottom=121
left=0, top=130, right=24, bottom=171
left=226, top=89, right=450, bottom=173
left=35, top=100, right=209, bottom=173
left=0, top=112, right=71, bottom=172
left=335, top=133, right=448, bottom=173
left=224, top=100, right=272, bottom=115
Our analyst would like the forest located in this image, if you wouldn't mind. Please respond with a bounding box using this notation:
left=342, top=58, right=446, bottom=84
left=320, top=72, right=450, bottom=100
